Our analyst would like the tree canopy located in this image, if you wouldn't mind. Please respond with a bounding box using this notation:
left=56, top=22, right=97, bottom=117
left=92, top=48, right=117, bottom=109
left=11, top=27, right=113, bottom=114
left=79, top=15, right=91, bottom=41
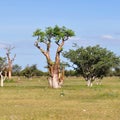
left=63, top=45, right=120, bottom=86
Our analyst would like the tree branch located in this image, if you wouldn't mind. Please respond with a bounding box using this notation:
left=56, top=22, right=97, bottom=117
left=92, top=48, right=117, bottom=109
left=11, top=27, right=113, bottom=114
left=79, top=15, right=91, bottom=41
left=57, top=40, right=64, bottom=53
left=47, top=39, right=51, bottom=52
left=34, top=41, right=47, bottom=56
left=11, top=54, right=16, bottom=62
left=55, top=40, right=65, bottom=66
left=34, top=40, right=53, bottom=67
left=64, top=36, right=69, bottom=41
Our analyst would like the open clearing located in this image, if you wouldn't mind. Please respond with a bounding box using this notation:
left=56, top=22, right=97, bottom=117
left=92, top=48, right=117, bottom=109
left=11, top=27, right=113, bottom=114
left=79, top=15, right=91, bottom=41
left=0, top=77, right=120, bottom=120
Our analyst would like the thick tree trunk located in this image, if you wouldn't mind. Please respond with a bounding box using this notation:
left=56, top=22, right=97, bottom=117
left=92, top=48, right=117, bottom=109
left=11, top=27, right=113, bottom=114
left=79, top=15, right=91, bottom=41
left=48, top=65, right=62, bottom=88
left=52, top=73, right=61, bottom=88
left=48, top=74, right=63, bottom=88
left=48, top=75, right=61, bottom=88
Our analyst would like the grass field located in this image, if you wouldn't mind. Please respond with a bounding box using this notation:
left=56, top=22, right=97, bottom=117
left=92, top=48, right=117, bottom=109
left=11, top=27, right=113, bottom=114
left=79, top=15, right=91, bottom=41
left=0, top=76, right=120, bottom=120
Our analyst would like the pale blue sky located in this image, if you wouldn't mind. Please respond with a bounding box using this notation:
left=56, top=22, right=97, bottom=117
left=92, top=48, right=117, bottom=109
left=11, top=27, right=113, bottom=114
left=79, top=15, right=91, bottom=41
left=0, top=0, right=120, bottom=71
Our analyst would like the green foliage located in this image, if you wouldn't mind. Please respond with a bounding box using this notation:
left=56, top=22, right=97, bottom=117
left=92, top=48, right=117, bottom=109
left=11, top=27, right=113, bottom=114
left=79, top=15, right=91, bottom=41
left=21, top=64, right=45, bottom=78
left=33, top=25, right=75, bottom=44
left=45, top=27, right=53, bottom=40
left=63, top=45, right=120, bottom=80
left=53, top=25, right=75, bottom=41
left=33, top=29, right=45, bottom=42
left=12, top=64, right=22, bottom=76
left=65, top=70, right=77, bottom=77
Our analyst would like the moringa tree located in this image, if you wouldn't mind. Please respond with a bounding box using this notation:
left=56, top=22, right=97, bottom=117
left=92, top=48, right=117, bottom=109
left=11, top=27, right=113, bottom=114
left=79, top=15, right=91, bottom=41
left=63, top=45, right=120, bottom=87
left=33, top=25, right=75, bottom=88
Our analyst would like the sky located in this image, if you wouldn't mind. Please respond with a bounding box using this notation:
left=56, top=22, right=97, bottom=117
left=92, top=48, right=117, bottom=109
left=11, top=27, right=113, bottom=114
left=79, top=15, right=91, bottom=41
left=0, top=0, right=120, bottom=71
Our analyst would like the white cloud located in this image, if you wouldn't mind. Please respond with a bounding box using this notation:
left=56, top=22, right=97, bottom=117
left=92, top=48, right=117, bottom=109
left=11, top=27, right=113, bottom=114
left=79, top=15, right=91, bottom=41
left=101, top=35, right=113, bottom=40
left=69, top=37, right=81, bottom=41
left=0, top=42, right=10, bottom=48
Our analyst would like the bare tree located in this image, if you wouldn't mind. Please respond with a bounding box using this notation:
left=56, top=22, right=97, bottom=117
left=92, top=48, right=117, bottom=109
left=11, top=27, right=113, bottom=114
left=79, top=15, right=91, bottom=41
left=5, top=46, right=16, bottom=79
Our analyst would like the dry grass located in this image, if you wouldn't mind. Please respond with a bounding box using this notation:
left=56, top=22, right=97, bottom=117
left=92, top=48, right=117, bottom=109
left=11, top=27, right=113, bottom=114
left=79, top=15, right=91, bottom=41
left=0, top=76, right=120, bottom=120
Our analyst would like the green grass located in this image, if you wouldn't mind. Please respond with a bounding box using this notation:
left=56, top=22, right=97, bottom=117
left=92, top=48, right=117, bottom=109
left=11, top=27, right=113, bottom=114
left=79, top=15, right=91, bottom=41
left=0, top=76, right=120, bottom=120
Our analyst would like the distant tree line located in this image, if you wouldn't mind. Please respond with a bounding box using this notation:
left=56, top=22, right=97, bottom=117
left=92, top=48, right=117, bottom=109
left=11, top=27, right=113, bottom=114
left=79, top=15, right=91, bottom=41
left=0, top=58, right=120, bottom=79
left=12, top=64, right=48, bottom=78
left=12, top=64, right=120, bottom=78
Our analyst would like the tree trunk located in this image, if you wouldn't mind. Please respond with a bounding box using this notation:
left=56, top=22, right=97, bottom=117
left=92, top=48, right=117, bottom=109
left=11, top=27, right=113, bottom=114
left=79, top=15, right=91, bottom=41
left=48, top=65, right=62, bottom=88
left=8, top=70, right=12, bottom=79
left=87, top=79, right=93, bottom=87
left=52, top=73, right=61, bottom=88
left=48, top=74, right=61, bottom=88
left=58, top=68, right=64, bottom=86
left=0, top=75, right=4, bottom=87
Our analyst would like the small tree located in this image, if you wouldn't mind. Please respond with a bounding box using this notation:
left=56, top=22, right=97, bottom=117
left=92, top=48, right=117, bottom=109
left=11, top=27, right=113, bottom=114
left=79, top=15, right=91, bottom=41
left=33, top=25, right=75, bottom=88
left=63, top=45, right=120, bottom=87
left=21, top=64, right=44, bottom=78
left=21, top=65, right=34, bottom=78
left=12, top=64, right=22, bottom=76
left=5, top=46, right=16, bottom=79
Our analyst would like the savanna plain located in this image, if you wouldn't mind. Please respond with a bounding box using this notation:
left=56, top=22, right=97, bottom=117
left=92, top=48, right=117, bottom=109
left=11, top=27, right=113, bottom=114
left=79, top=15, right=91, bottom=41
left=0, top=76, right=120, bottom=120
